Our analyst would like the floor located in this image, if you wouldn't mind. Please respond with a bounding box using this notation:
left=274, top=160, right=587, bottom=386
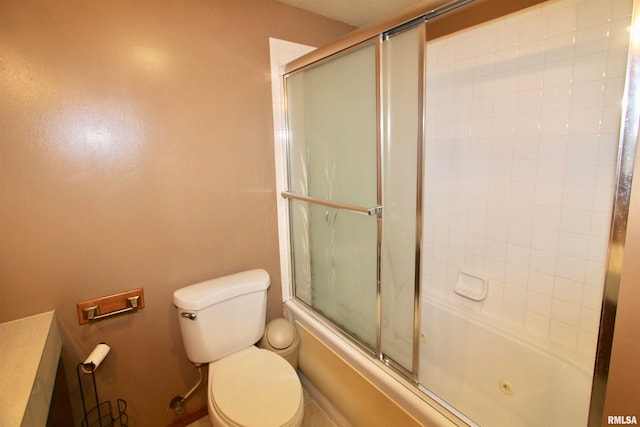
left=186, top=385, right=338, bottom=427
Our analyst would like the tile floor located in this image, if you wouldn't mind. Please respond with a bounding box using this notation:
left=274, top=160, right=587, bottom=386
left=186, top=386, right=338, bottom=427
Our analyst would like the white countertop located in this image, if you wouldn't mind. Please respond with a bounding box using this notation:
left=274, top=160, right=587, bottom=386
left=0, top=311, right=61, bottom=427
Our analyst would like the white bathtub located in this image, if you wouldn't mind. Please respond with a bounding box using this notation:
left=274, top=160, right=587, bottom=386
left=285, top=298, right=593, bottom=427
left=420, top=298, right=592, bottom=427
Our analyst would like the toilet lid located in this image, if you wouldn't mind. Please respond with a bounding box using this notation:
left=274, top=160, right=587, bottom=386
left=210, top=349, right=302, bottom=427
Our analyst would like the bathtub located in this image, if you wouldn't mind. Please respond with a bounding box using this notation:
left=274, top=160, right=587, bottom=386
left=285, top=297, right=593, bottom=427
left=420, top=298, right=592, bottom=427
left=285, top=299, right=463, bottom=427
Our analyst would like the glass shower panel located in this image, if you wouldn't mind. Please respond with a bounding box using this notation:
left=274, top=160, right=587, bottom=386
left=286, top=43, right=379, bottom=350
left=380, top=26, right=422, bottom=372
left=419, top=1, right=631, bottom=425
left=290, top=200, right=378, bottom=347
left=286, top=44, right=377, bottom=207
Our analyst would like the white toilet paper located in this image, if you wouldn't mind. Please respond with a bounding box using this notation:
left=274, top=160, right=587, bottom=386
left=82, top=343, right=111, bottom=374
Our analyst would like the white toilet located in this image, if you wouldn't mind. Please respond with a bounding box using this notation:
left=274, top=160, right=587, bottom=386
left=173, top=269, right=304, bottom=427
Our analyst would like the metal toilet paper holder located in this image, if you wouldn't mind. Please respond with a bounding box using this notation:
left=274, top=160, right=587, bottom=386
left=76, top=359, right=128, bottom=426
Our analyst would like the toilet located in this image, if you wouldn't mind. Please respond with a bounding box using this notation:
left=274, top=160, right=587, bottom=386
left=173, top=269, right=304, bottom=427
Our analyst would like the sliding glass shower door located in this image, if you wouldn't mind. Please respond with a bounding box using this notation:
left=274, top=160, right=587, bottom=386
left=284, top=25, right=425, bottom=375
left=284, top=42, right=379, bottom=350
left=380, top=24, right=424, bottom=375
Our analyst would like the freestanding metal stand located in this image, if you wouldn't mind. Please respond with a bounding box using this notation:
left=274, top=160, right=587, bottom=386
left=76, top=362, right=128, bottom=427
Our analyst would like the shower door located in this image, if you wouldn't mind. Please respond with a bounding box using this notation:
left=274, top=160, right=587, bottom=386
left=284, top=41, right=380, bottom=350
left=379, top=24, right=424, bottom=375
left=284, top=25, right=425, bottom=375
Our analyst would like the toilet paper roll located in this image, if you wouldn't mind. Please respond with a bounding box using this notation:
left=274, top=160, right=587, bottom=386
left=81, top=343, right=110, bottom=374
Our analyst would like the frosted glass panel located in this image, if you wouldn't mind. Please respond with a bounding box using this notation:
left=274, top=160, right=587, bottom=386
left=286, top=43, right=378, bottom=350
left=286, top=44, right=377, bottom=207
left=380, top=27, right=421, bottom=371
left=290, top=200, right=378, bottom=348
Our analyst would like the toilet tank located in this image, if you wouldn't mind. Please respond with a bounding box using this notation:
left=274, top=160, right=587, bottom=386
left=173, top=269, right=270, bottom=364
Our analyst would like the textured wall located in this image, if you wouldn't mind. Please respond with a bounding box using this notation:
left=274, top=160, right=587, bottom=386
left=0, top=0, right=353, bottom=424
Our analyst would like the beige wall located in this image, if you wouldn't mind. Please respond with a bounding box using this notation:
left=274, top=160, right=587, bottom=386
left=0, top=0, right=353, bottom=425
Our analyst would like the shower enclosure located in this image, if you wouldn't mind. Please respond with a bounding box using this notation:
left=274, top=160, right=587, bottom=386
left=280, top=0, right=637, bottom=425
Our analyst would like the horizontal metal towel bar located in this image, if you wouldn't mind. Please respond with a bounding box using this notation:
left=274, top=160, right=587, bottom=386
left=83, top=296, right=140, bottom=322
left=281, top=191, right=382, bottom=216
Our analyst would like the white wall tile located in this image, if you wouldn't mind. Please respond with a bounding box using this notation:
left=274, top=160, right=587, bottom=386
left=554, top=277, right=584, bottom=304
left=564, top=161, right=597, bottom=186
left=485, top=258, right=506, bottom=281
left=569, top=107, right=603, bottom=135
left=542, top=56, right=575, bottom=85
left=577, top=0, right=613, bottom=29
left=567, top=134, right=599, bottom=161
left=540, top=109, right=570, bottom=135
left=579, top=307, right=601, bottom=331
left=582, top=284, right=604, bottom=310
left=545, top=4, right=578, bottom=36
left=601, top=105, right=625, bottom=134
left=530, top=249, right=557, bottom=275
left=532, top=205, right=561, bottom=229
left=527, top=291, right=553, bottom=315
left=528, top=270, right=555, bottom=295
left=612, top=0, right=633, bottom=20
left=556, top=255, right=587, bottom=282
left=419, top=0, right=631, bottom=357
left=495, top=23, right=520, bottom=51
left=520, top=13, right=547, bottom=43
left=557, top=232, right=589, bottom=259
left=518, top=40, right=546, bottom=69
left=532, top=228, right=559, bottom=251
left=560, top=208, right=592, bottom=234
left=505, top=262, right=530, bottom=286
left=573, top=52, right=607, bottom=82
left=585, top=261, right=606, bottom=287
left=552, top=299, right=581, bottom=326
left=562, top=184, right=594, bottom=210
left=542, top=85, right=572, bottom=111
left=504, top=283, right=527, bottom=306
left=575, top=24, right=611, bottom=57
left=607, top=50, right=631, bottom=79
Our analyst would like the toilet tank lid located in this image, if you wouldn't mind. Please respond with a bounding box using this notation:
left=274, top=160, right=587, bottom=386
left=173, top=269, right=270, bottom=310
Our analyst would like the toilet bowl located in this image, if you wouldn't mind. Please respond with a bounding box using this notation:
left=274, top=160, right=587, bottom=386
left=173, top=269, right=304, bottom=427
left=208, top=347, right=303, bottom=427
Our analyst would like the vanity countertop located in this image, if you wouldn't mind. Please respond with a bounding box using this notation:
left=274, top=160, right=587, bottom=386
left=0, top=311, right=61, bottom=426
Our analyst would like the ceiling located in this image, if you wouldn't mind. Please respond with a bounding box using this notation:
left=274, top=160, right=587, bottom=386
left=278, top=0, right=418, bottom=27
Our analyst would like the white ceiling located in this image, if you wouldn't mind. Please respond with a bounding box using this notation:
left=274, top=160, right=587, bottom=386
left=278, top=0, right=418, bottom=27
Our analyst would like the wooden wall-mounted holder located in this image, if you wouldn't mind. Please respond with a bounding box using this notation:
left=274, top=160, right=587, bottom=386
left=77, top=288, right=145, bottom=325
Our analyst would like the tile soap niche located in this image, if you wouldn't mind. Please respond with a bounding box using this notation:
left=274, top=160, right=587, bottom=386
left=455, top=271, right=488, bottom=301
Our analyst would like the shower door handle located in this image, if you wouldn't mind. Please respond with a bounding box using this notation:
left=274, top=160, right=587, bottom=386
left=367, top=205, right=383, bottom=216
left=281, top=191, right=383, bottom=216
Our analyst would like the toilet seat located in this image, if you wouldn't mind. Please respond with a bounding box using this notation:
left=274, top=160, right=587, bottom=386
left=208, top=347, right=304, bottom=427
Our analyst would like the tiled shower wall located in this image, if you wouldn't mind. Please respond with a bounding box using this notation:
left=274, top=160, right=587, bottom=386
left=422, top=0, right=633, bottom=357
